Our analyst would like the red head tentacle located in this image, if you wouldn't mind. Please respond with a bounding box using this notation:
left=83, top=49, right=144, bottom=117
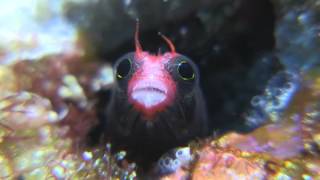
left=157, top=48, right=162, bottom=56
left=135, top=19, right=143, bottom=58
left=158, top=32, right=176, bottom=54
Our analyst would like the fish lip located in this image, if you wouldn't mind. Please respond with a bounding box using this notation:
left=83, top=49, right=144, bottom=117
left=131, top=80, right=168, bottom=94
left=129, top=81, right=169, bottom=109
left=128, top=78, right=176, bottom=118
left=133, top=87, right=166, bottom=94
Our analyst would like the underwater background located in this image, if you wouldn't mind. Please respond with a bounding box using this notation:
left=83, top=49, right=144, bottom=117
left=0, top=0, right=319, bottom=179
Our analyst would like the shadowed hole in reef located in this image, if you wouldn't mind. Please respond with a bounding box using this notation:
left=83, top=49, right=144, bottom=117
left=66, top=0, right=280, bottom=172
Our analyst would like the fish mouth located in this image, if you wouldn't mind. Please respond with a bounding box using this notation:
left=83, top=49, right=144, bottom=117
left=134, top=87, right=166, bottom=94
left=130, top=82, right=168, bottom=108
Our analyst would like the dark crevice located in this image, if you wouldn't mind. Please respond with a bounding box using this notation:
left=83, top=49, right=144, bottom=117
left=66, top=0, right=279, bottom=170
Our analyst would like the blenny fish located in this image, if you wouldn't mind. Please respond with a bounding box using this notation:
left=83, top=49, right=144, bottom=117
left=104, top=22, right=207, bottom=166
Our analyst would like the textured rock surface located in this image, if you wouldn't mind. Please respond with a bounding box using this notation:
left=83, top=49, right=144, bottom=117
left=0, top=0, right=80, bottom=64
left=0, top=0, right=319, bottom=179
left=0, top=56, right=136, bottom=179
left=159, top=73, right=320, bottom=178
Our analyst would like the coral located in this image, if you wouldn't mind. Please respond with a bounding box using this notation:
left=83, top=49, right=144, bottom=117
left=191, top=146, right=267, bottom=180
left=155, top=147, right=192, bottom=175
left=0, top=0, right=80, bottom=64
left=246, top=70, right=300, bottom=127
left=0, top=56, right=135, bottom=179
left=0, top=92, right=60, bottom=130
left=0, top=0, right=319, bottom=179
left=272, top=0, right=320, bottom=72
left=0, top=65, right=18, bottom=94
left=159, top=70, right=320, bottom=179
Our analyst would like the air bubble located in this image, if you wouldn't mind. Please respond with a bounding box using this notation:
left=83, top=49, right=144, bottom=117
left=173, top=159, right=180, bottom=167
left=284, top=82, right=294, bottom=89
left=115, top=151, right=126, bottom=161
left=159, top=159, right=164, bottom=166
left=176, top=150, right=183, bottom=156
left=297, top=11, right=313, bottom=26
left=251, top=96, right=264, bottom=107
left=82, top=151, right=93, bottom=161
left=164, top=157, right=171, bottom=165
left=272, top=99, right=281, bottom=109
left=274, top=88, right=283, bottom=96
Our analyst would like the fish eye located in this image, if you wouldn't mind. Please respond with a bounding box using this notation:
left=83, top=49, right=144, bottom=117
left=177, top=60, right=195, bottom=81
left=116, top=58, right=132, bottom=79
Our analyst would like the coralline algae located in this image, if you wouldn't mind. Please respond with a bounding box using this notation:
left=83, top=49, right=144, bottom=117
left=0, top=56, right=136, bottom=179
left=160, top=76, right=320, bottom=179
left=0, top=0, right=80, bottom=64
left=0, top=0, right=319, bottom=179
left=273, top=0, right=320, bottom=72
left=246, top=70, right=300, bottom=127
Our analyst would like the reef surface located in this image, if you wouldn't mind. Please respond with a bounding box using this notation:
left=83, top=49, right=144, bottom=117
left=0, top=0, right=319, bottom=179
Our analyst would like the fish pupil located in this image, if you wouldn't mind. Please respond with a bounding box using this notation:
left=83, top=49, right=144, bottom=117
left=116, top=58, right=131, bottom=79
left=178, top=61, right=195, bottom=80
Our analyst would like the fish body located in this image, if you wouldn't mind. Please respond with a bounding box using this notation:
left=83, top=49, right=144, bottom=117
left=104, top=24, right=207, bottom=165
